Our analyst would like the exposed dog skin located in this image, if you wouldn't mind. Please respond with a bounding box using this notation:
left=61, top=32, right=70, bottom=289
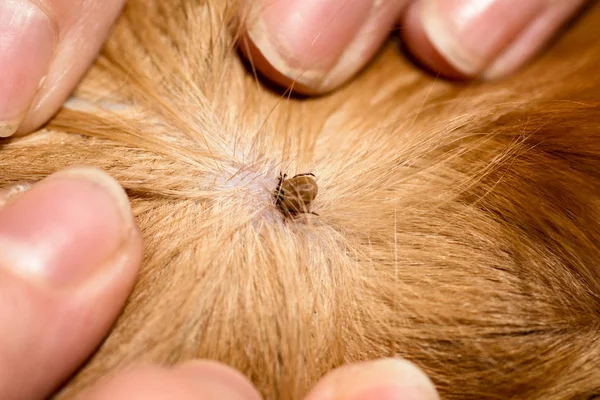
left=1, top=1, right=600, bottom=399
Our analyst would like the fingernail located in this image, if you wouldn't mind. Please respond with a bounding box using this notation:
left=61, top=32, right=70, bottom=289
left=308, top=358, right=439, bottom=400
left=482, top=1, right=588, bottom=80
left=175, top=361, right=262, bottom=400
left=0, top=181, right=35, bottom=207
left=0, top=166, right=134, bottom=287
left=245, top=0, right=374, bottom=90
left=421, top=0, right=546, bottom=76
left=0, top=0, right=57, bottom=138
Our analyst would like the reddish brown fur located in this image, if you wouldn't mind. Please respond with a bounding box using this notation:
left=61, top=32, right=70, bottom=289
left=1, top=1, right=600, bottom=399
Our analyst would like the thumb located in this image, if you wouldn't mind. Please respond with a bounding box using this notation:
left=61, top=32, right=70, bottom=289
left=304, top=358, right=439, bottom=400
left=0, top=167, right=142, bottom=399
left=239, top=0, right=411, bottom=94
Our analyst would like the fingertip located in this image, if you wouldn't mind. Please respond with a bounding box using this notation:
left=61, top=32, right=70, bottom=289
left=403, top=0, right=589, bottom=81
left=239, top=0, right=410, bottom=94
left=0, top=0, right=58, bottom=138
left=482, top=0, right=590, bottom=80
left=0, top=166, right=142, bottom=399
left=174, top=360, right=262, bottom=400
left=12, top=0, right=127, bottom=136
left=0, top=166, right=137, bottom=288
left=305, top=358, right=439, bottom=400
left=78, top=362, right=261, bottom=400
left=239, top=0, right=374, bottom=94
left=399, top=1, right=467, bottom=80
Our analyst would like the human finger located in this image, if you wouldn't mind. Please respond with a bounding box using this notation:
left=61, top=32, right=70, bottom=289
left=74, top=361, right=262, bottom=400
left=0, top=166, right=143, bottom=399
left=400, top=0, right=590, bottom=79
left=0, top=0, right=125, bottom=138
left=304, top=358, right=439, bottom=400
left=238, top=0, right=412, bottom=94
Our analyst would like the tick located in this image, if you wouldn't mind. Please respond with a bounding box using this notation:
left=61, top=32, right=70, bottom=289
left=274, top=172, right=319, bottom=216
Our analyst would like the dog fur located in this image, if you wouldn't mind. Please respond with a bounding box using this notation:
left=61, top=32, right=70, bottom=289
left=1, top=1, right=600, bottom=399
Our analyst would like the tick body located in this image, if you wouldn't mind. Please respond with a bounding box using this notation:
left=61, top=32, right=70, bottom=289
left=275, top=172, right=319, bottom=216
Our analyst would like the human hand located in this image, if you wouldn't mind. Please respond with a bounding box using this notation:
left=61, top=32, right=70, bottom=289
left=0, top=0, right=125, bottom=138
left=238, top=0, right=590, bottom=94
left=75, top=358, right=439, bottom=400
left=0, top=166, right=143, bottom=398
left=1, top=1, right=589, bottom=139
left=0, top=166, right=439, bottom=399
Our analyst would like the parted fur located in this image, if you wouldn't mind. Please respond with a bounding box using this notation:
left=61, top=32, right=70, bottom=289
left=1, top=1, right=600, bottom=399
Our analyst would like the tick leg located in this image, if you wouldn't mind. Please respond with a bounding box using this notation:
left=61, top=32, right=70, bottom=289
left=274, top=172, right=286, bottom=205
left=275, top=172, right=287, bottom=190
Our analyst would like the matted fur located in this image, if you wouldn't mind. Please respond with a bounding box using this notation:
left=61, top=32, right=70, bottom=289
left=1, top=1, right=600, bottom=399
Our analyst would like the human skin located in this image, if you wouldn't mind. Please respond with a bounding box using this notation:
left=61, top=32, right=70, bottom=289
left=0, top=0, right=591, bottom=398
